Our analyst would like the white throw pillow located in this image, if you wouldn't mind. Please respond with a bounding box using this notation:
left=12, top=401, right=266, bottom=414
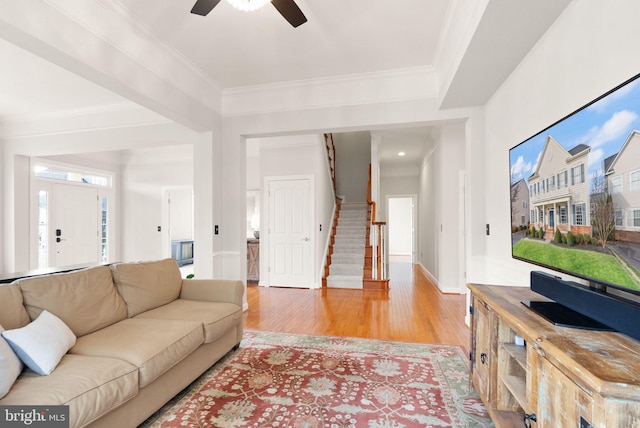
left=1, top=310, right=76, bottom=376
left=0, top=324, right=23, bottom=398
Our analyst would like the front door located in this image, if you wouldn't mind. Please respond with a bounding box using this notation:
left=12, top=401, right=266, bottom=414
left=53, top=183, right=100, bottom=267
left=549, top=209, right=555, bottom=229
left=267, top=178, right=313, bottom=287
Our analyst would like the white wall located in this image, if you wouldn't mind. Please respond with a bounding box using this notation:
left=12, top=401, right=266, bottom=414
left=418, top=123, right=466, bottom=292
left=168, top=188, right=193, bottom=241
left=477, top=0, right=640, bottom=287
left=121, top=147, right=194, bottom=262
left=0, top=128, right=3, bottom=273
left=334, top=132, right=371, bottom=202
left=379, top=175, right=419, bottom=221
left=13, top=156, right=30, bottom=272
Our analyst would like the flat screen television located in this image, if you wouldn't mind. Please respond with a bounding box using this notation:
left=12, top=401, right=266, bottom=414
left=509, top=72, right=640, bottom=341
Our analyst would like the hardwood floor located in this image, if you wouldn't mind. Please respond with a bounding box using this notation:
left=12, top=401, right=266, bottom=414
left=244, top=257, right=470, bottom=349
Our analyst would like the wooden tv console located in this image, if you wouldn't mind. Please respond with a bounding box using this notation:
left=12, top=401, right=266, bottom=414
left=468, top=283, right=640, bottom=428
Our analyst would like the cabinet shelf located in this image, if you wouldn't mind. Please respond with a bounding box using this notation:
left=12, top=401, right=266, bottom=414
left=500, top=342, right=526, bottom=371
left=500, top=374, right=527, bottom=410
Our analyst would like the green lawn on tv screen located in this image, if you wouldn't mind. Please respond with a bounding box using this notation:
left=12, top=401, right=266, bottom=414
left=513, top=240, right=640, bottom=291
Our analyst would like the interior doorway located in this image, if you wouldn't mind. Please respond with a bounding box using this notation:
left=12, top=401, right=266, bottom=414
left=162, top=186, right=194, bottom=276
left=387, top=196, right=416, bottom=262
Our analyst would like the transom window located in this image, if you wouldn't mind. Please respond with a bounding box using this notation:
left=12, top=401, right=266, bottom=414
left=34, top=166, right=110, bottom=187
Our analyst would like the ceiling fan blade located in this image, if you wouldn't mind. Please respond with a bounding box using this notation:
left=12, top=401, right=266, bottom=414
left=271, top=0, right=307, bottom=28
left=191, top=0, right=222, bottom=16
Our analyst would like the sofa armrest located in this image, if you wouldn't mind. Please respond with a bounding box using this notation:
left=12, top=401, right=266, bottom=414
left=179, top=279, right=244, bottom=306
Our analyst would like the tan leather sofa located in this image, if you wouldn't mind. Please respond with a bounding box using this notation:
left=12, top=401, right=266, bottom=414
left=0, top=258, right=244, bottom=428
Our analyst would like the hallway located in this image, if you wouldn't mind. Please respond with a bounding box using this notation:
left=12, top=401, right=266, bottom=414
left=244, top=257, right=470, bottom=348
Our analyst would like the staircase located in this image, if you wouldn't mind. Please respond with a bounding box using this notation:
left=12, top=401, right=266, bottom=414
left=325, top=203, right=368, bottom=288
left=322, top=133, right=389, bottom=290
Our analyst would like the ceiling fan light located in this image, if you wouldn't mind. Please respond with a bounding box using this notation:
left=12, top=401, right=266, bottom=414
left=226, top=0, right=271, bottom=11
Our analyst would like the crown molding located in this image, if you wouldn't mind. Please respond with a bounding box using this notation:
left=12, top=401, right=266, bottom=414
left=97, top=0, right=223, bottom=96
left=222, top=66, right=439, bottom=117
left=2, top=103, right=173, bottom=138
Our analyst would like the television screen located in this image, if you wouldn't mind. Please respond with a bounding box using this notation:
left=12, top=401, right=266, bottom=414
left=510, top=73, right=640, bottom=296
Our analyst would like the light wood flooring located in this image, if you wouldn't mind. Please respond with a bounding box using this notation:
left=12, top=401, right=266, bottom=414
left=243, top=257, right=470, bottom=349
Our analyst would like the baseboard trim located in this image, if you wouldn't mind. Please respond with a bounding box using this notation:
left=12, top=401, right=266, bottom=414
left=417, top=263, right=460, bottom=294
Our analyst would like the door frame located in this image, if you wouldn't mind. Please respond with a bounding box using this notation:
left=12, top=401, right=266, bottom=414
left=262, top=175, right=317, bottom=288
left=29, top=158, right=116, bottom=269
left=161, top=185, right=194, bottom=260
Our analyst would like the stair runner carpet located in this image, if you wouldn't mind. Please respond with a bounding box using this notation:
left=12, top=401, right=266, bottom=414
left=326, top=203, right=368, bottom=289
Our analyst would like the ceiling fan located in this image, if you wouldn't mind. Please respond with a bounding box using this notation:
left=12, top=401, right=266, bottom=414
left=191, top=0, right=307, bottom=28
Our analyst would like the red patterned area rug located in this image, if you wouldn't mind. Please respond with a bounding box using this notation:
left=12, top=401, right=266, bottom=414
left=141, top=330, right=494, bottom=427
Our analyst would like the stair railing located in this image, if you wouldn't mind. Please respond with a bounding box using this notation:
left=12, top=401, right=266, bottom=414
left=367, top=164, right=388, bottom=280
left=323, top=133, right=337, bottom=198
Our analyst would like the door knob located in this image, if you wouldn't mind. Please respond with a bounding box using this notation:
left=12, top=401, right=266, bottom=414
left=301, top=237, right=310, bottom=241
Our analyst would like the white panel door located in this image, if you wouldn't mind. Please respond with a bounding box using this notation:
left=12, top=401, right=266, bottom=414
left=53, top=184, right=100, bottom=267
left=268, top=178, right=313, bottom=287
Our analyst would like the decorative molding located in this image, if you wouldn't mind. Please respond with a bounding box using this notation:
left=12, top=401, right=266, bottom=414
left=1, top=103, right=172, bottom=137
left=1, top=0, right=220, bottom=130
left=417, top=262, right=460, bottom=294
left=96, top=0, right=223, bottom=96
left=222, top=66, right=439, bottom=117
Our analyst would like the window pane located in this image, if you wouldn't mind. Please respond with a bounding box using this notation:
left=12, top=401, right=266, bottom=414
left=38, top=191, right=48, bottom=269
left=101, top=196, right=108, bottom=263
left=631, top=170, right=640, bottom=192
left=34, top=166, right=110, bottom=187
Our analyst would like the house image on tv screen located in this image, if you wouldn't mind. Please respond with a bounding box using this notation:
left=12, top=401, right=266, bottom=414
left=510, top=178, right=530, bottom=230
left=527, top=135, right=591, bottom=240
left=605, top=129, right=640, bottom=243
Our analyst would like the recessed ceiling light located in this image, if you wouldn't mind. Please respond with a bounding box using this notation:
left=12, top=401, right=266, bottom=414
left=398, top=152, right=406, bottom=156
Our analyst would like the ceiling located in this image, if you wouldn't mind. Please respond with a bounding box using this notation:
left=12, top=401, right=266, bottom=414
left=0, top=0, right=572, bottom=168
left=115, top=0, right=449, bottom=89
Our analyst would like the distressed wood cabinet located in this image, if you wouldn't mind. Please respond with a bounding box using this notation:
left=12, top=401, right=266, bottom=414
left=468, top=283, right=640, bottom=428
left=247, top=239, right=259, bottom=283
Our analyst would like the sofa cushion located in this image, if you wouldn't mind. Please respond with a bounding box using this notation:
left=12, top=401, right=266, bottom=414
left=110, top=259, right=183, bottom=317
left=70, top=318, right=203, bottom=388
left=17, top=266, right=128, bottom=337
left=0, top=324, right=23, bottom=399
left=0, top=283, right=31, bottom=330
left=0, top=354, right=138, bottom=428
left=2, top=310, right=76, bottom=376
left=136, top=299, right=242, bottom=344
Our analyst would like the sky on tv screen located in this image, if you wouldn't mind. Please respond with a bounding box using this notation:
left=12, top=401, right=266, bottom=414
left=510, top=77, right=640, bottom=184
